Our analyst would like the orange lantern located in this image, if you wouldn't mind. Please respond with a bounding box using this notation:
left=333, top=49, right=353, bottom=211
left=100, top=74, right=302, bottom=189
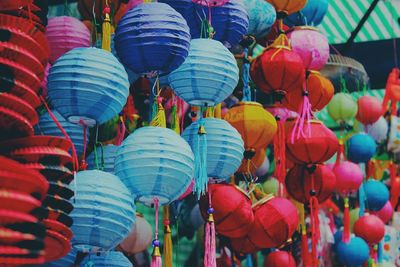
left=266, top=0, right=307, bottom=16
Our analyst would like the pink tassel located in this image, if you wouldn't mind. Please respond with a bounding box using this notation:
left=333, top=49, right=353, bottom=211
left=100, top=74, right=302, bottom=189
left=151, top=198, right=162, bottom=267
left=151, top=253, right=162, bottom=267
left=291, top=90, right=312, bottom=144
left=114, top=115, right=126, bottom=146
left=204, top=191, right=216, bottom=267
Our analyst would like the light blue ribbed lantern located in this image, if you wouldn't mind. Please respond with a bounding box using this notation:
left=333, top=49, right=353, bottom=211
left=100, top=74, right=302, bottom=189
left=69, top=170, right=136, bottom=252
left=115, top=2, right=191, bottom=75
left=86, top=145, right=118, bottom=173
left=182, top=118, right=244, bottom=196
left=115, top=126, right=195, bottom=205
left=37, top=248, right=77, bottom=267
left=243, top=0, right=276, bottom=38
left=35, top=110, right=89, bottom=156
left=47, top=47, right=130, bottom=126
left=79, top=251, right=132, bottom=267
left=285, top=0, right=329, bottom=27
left=169, top=38, right=239, bottom=106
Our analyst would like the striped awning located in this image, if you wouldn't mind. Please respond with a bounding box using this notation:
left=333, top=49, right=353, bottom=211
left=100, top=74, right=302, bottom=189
left=318, top=0, right=400, bottom=44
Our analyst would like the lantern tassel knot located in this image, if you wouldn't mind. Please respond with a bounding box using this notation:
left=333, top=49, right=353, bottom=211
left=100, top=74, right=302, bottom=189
left=101, top=7, right=112, bottom=52
left=204, top=191, right=216, bottom=267
left=163, top=206, right=173, bottom=267
left=150, top=97, right=166, bottom=128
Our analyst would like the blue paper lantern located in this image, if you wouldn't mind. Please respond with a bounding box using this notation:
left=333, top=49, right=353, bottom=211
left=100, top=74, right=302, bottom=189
left=243, top=0, right=276, bottom=38
left=36, top=248, right=77, bottom=267
left=48, top=47, right=130, bottom=126
left=363, top=179, right=390, bottom=211
left=35, top=110, right=89, bottom=156
left=86, top=144, right=118, bottom=173
left=115, top=2, right=191, bottom=75
left=347, top=133, right=377, bottom=163
left=115, top=126, right=195, bottom=205
left=169, top=38, right=239, bottom=106
left=192, top=1, right=249, bottom=47
left=70, top=170, right=136, bottom=251
left=158, top=0, right=195, bottom=22
left=285, top=0, right=329, bottom=27
left=336, top=236, right=370, bottom=266
left=80, top=251, right=132, bottom=267
left=182, top=118, right=244, bottom=180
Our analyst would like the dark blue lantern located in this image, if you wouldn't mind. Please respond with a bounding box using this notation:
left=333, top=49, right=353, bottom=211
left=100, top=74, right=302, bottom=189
left=336, top=236, right=370, bottom=266
left=285, top=0, right=329, bottom=27
left=114, top=2, right=191, bottom=75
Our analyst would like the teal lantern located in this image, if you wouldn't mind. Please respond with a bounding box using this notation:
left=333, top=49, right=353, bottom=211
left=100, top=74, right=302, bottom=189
left=86, top=144, right=118, bottom=173
left=80, top=251, right=132, bottom=267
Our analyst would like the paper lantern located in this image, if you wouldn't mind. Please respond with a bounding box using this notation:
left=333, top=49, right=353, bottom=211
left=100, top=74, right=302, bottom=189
left=263, top=178, right=279, bottom=196
left=45, top=16, right=91, bottom=64
left=69, top=170, right=136, bottom=251
left=192, top=0, right=228, bottom=6
left=86, top=145, right=118, bottom=173
left=182, top=118, right=244, bottom=180
left=169, top=38, right=239, bottom=106
left=80, top=251, right=132, bottom=267
left=328, top=161, right=363, bottom=195
left=347, top=133, right=377, bottom=163
left=356, top=95, right=383, bottom=125
left=363, top=179, right=390, bottom=211
left=285, top=120, right=338, bottom=164
left=264, top=251, right=296, bottom=267
left=250, top=44, right=305, bottom=96
left=244, top=0, right=276, bottom=38
left=327, top=93, right=358, bottom=123
left=199, top=183, right=254, bottom=238
left=282, top=71, right=334, bottom=112
left=191, top=1, right=249, bottom=47
left=266, top=0, right=307, bottom=16
left=373, top=201, right=393, bottom=223
left=47, top=47, right=130, bottom=126
left=157, top=0, right=195, bottom=23
left=230, top=236, right=260, bottom=254
left=119, top=214, right=152, bottom=254
left=285, top=0, right=329, bottom=26
left=335, top=237, right=370, bottom=266
left=115, top=2, right=191, bottom=74
left=115, top=126, right=194, bottom=205
left=225, top=102, right=277, bottom=150
left=287, top=27, right=329, bottom=71
left=248, top=196, right=299, bottom=248
left=38, top=248, right=77, bottom=267
left=354, top=214, right=385, bottom=244
left=35, top=110, right=89, bottom=156
left=286, top=164, right=336, bottom=204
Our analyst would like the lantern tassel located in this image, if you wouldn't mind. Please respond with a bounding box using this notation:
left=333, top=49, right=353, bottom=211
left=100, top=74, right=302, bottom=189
left=114, top=114, right=126, bottom=145
left=274, top=118, right=286, bottom=196
left=301, top=228, right=311, bottom=267
left=309, top=173, right=320, bottom=267
left=194, top=115, right=208, bottom=199
left=151, top=198, right=162, bottom=267
left=101, top=9, right=111, bottom=52
left=163, top=206, right=173, bottom=267
left=291, top=89, right=312, bottom=144
left=171, top=101, right=180, bottom=134
left=150, top=97, right=166, bottom=128
left=342, top=197, right=350, bottom=243
left=204, top=191, right=216, bottom=267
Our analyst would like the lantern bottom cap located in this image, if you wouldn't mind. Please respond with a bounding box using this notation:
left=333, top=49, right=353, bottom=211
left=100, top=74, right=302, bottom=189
left=138, top=195, right=171, bottom=207
left=67, top=115, right=97, bottom=127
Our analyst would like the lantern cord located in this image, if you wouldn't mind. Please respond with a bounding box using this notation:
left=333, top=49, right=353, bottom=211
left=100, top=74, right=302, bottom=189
left=79, top=119, right=88, bottom=171
left=242, top=48, right=252, bottom=102
left=115, top=115, right=126, bottom=145
left=204, top=190, right=216, bottom=267
left=274, top=119, right=286, bottom=196
left=92, top=1, right=99, bottom=45
left=309, top=174, right=320, bottom=267
left=163, top=205, right=173, bottom=267
left=342, top=197, right=350, bottom=243
left=151, top=198, right=162, bottom=267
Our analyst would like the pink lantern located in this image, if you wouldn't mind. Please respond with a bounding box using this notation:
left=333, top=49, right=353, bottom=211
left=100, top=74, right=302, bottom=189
left=46, top=16, right=91, bottom=64
left=328, top=161, right=363, bottom=194
left=119, top=214, right=153, bottom=254
left=40, top=63, right=51, bottom=97
left=372, top=201, right=393, bottom=224
left=287, top=27, right=329, bottom=71
left=192, top=0, right=229, bottom=7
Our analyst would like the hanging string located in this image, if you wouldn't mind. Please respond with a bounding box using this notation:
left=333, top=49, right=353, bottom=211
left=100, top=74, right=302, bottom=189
left=151, top=198, right=162, bottom=267
left=79, top=119, right=89, bottom=171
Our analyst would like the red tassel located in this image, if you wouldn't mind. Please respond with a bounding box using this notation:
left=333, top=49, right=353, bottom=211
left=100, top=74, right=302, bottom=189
left=274, top=120, right=286, bottom=196
left=204, top=191, right=216, bottom=267
left=309, top=173, right=320, bottom=267
left=301, top=230, right=311, bottom=267
left=342, top=197, right=350, bottom=243
left=114, top=115, right=126, bottom=146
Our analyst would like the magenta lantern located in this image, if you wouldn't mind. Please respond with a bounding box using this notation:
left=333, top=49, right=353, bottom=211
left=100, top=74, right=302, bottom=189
left=328, top=161, right=363, bottom=194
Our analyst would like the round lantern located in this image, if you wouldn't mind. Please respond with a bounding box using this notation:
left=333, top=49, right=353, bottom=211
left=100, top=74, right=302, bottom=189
left=359, top=117, right=388, bottom=144
left=35, top=110, right=89, bottom=156
left=335, top=237, right=370, bottom=266
left=264, top=251, right=296, bottom=267
left=80, top=251, right=132, bottom=267
left=115, top=127, right=194, bottom=205
left=329, top=161, right=363, bottom=194
left=285, top=120, right=338, bottom=164
left=87, top=145, right=118, bottom=173
left=347, top=133, right=377, bottom=163
left=178, top=180, right=195, bottom=200
left=119, top=214, right=152, bottom=254
left=287, top=27, right=329, bottom=71
left=363, top=179, right=390, bottom=211
left=45, top=16, right=91, bottom=64
left=199, top=183, right=254, bottom=238
left=169, top=38, right=239, bottom=106
left=286, top=164, right=336, bottom=204
left=115, top=2, right=191, bottom=74
left=354, top=214, right=385, bottom=244
left=263, top=177, right=279, bottom=196
left=225, top=102, right=277, bottom=150
left=191, top=1, right=249, bottom=47
left=250, top=44, right=305, bottom=96
left=327, top=93, right=358, bottom=123
left=47, top=47, right=130, bottom=126
left=41, top=63, right=50, bottom=97
left=39, top=248, right=77, bottom=267
left=182, top=118, right=244, bottom=180
left=69, top=170, right=136, bottom=251
left=244, top=0, right=276, bottom=38
left=373, top=201, right=393, bottom=223
left=355, top=95, right=383, bottom=125
left=266, top=0, right=307, bottom=16
left=282, top=71, right=334, bottom=112
left=192, top=0, right=228, bottom=6
left=285, top=0, right=329, bottom=27
left=248, top=196, right=299, bottom=248
left=157, top=0, right=195, bottom=24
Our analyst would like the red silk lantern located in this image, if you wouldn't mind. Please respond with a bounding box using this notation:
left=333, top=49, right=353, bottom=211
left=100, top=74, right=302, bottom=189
left=230, top=236, right=260, bottom=254
left=285, top=120, right=338, bottom=164
left=285, top=164, right=336, bottom=204
left=264, top=251, right=296, bottom=267
left=250, top=35, right=305, bottom=97
left=199, top=184, right=254, bottom=238
left=248, top=196, right=299, bottom=248
left=356, top=95, right=383, bottom=125
left=353, top=214, right=385, bottom=245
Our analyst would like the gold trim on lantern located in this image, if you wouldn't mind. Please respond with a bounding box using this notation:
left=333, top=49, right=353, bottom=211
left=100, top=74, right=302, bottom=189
left=234, top=185, right=252, bottom=200
left=251, top=194, right=275, bottom=208
left=235, top=101, right=263, bottom=108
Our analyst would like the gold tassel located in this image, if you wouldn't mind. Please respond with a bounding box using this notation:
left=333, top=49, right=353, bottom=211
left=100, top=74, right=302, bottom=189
left=171, top=102, right=180, bottom=134
left=101, top=10, right=112, bottom=52
left=150, top=98, right=166, bottom=128
left=163, top=206, right=173, bottom=267
left=214, top=103, right=222, bottom=119
left=205, top=106, right=214, bottom=118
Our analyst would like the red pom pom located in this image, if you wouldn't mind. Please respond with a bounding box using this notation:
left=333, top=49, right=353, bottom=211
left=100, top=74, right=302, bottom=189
left=103, top=6, right=111, bottom=15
